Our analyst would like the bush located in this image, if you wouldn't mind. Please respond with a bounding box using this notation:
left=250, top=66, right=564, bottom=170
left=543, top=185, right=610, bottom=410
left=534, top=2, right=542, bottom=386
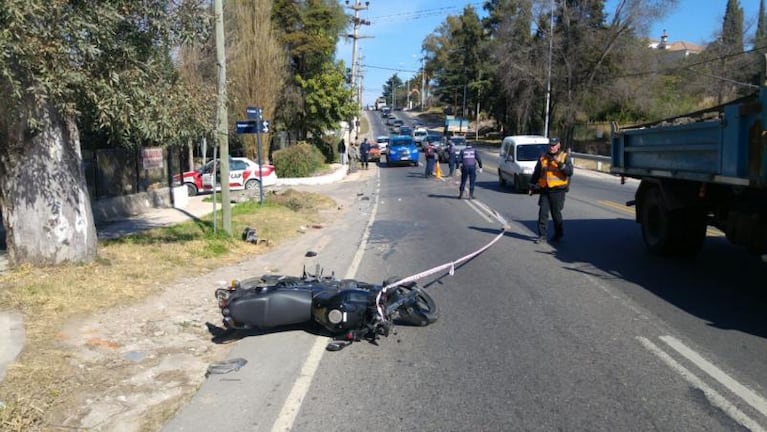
left=272, top=142, right=325, bottom=178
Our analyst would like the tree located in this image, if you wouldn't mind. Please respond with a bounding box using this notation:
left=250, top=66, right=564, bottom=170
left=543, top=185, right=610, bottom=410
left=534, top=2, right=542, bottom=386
left=295, top=62, right=357, bottom=139
left=0, top=1, right=211, bottom=266
left=226, top=0, right=287, bottom=161
left=757, top=0, right=767, bottom=51
left=382, top=74, right=405, bottom=108
left=272, top=0, right=348, bottom=141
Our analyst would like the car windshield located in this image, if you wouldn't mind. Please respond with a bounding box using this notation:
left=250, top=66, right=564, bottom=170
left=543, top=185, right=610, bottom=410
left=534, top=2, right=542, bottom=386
left=517, top=144, right=550, bottom=161
left=450, top=137, right=466, bottom=146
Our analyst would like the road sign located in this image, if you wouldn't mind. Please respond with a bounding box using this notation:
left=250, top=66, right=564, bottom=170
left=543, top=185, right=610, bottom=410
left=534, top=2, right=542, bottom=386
left=236, top=120, right=258, bottom=134
left=246, top=107, right=262, bottom=120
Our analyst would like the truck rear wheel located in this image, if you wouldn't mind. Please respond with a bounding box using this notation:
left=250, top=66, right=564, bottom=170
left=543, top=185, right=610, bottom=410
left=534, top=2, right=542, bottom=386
left=640, top=187, right=706, bottom=256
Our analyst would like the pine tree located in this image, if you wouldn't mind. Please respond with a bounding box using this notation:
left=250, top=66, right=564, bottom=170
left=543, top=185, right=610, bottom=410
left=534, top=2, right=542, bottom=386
left=756, top=0, right=767, bottom=52
left=722, top=0, right=745, bottom=54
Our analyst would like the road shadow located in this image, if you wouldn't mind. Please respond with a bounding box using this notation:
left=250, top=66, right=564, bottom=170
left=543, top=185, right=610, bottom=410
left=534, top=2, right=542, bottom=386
left=540, top=218, right=767, bottom=338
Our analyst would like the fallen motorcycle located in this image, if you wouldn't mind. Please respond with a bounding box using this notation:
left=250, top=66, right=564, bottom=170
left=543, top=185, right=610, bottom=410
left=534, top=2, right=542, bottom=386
left=214, top=265, right=438, bottom=351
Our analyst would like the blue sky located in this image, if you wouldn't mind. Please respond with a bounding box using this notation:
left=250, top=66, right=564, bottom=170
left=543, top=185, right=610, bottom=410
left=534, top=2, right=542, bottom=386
left=335, top=0, right=763, bottom=107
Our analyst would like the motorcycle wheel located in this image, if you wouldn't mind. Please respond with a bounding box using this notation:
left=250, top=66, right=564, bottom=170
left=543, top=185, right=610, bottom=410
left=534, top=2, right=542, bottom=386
left=383, top=276, right=438, bottom=326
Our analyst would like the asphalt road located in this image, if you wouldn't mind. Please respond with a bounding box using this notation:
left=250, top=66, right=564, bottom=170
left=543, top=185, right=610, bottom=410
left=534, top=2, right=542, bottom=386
left=165, top=111, right=767, bottom=432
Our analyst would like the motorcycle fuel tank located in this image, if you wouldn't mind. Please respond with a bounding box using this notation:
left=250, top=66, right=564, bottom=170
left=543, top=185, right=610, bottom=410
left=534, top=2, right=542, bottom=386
left=312, top=289, right=372, bottom=333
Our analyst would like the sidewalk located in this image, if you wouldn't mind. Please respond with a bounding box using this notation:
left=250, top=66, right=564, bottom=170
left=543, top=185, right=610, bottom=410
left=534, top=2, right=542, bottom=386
left=0, top=163, right=357, bottom=390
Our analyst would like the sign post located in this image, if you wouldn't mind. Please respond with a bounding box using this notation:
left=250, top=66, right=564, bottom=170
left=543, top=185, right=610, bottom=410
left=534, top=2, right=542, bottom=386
left=237, top=107, right=271, bottom=204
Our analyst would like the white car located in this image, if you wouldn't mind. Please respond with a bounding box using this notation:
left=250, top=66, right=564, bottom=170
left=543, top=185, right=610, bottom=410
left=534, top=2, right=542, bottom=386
left=375, top=135, right=389, bottom=154
left=174, top=157, right=278, bottom=196
left=413, top=128, right=429, bottom=146
left=497, top=135, right=550, bottom=193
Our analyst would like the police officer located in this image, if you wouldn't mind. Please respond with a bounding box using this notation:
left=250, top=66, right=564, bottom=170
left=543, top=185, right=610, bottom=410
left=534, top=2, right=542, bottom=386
left=529, top=137, right=574, bottom=244
left=458, top=140, right=482, bottom=199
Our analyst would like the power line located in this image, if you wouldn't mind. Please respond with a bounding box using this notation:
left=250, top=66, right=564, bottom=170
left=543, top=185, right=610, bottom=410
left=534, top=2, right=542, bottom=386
left=369, top=2, right=485, bottom=23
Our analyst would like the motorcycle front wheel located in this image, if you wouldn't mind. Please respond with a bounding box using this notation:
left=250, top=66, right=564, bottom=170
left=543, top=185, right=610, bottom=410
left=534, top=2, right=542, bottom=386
left=383, top=276, right=439, bottom=326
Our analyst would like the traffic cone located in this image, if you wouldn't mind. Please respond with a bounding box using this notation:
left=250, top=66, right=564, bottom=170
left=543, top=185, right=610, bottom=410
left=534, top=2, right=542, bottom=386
left=435, top=161, right=442, bottom=179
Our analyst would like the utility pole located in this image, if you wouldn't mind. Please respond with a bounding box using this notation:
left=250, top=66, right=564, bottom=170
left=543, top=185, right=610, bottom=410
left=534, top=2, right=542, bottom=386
left=543, top=0, right=554, bottom=138
left=214, top=0, right=231, bottom=234
left=345, top=0, right=371, bottom=110
left=421, top=56, right=426, bottom=110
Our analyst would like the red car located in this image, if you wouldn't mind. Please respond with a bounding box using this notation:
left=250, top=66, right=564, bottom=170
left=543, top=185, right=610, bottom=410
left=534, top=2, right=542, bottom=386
left=174, top=157, right=277, bottom=196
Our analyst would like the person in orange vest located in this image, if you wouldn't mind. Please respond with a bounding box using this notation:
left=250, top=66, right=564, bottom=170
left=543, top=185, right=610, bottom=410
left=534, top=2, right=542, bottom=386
left=529, top=137, right=573, bottom=244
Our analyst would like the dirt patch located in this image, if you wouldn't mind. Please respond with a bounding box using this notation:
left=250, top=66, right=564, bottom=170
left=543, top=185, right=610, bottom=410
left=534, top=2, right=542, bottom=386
left=0, top=189, right=341, bottom=431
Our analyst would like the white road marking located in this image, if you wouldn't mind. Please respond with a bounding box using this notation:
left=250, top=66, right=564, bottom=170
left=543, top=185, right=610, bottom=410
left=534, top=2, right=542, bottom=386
left=465, top=199, right=494, bottom=223
left=660, top=335, right=767, bottom=418
left=270, top=170, right=381, bottom=432
left=637, top=336, right=765, bottom=432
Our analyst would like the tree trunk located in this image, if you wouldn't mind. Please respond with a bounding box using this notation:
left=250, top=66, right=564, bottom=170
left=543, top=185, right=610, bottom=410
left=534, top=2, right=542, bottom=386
left=0, top=99, right=97, bottom=266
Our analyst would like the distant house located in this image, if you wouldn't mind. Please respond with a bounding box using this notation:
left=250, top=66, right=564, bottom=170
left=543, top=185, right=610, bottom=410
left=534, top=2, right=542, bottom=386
left=647, top=30, right=704, bottom=61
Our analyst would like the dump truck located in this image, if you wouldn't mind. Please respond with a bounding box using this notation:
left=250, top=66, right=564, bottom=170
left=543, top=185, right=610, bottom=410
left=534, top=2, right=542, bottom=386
left=611, top=60, right=767, bottom=256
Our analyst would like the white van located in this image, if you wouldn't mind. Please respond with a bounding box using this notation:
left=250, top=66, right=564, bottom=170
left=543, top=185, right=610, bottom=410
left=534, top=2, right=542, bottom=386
left=498, top=135, right=551, bottom=193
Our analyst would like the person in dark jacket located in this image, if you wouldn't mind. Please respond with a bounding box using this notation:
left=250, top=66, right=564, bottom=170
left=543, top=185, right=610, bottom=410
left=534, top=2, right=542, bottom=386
left=458, top=141, right=482, bottom=199
left=359, top=138, right=371, bottom=170
left=337, top=139, right=347, bottom=165
left=529, top=137, right=574, bottom=244
left=424, top=142, right=437, bottom=177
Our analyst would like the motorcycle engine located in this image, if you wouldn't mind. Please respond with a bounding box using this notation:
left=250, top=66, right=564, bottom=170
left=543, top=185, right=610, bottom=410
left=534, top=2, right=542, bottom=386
left=313, top=289, right=372, bottom=335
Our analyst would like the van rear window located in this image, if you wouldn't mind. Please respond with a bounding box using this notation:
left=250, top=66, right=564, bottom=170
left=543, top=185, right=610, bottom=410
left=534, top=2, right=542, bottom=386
left=517, top=144, right=550, bottom=161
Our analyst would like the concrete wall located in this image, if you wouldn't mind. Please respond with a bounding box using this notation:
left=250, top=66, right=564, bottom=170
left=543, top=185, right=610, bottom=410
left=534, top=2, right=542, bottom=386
left=91, top=187, right=175, bottom=224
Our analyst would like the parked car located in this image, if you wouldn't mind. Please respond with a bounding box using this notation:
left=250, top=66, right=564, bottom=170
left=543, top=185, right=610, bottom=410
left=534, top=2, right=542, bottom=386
left=497, top=135, right=550, bottom=193
left=174, top=157, right=277, bottom=196
left=368, top=144, right=382, bottom=162
left=438, top=135, right=468, bottom=162
left=386, top=135, right=419, bottom=166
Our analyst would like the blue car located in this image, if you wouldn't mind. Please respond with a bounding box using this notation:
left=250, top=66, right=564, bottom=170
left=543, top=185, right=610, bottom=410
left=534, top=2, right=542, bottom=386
left=386, top=135, right=419, bottom=166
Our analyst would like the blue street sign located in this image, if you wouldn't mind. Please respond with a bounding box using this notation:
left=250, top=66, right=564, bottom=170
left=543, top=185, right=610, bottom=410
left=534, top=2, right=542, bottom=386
left=236, top=120, right=258, bottom=134
left=246, top=107, right=262, bottom=120
left=260, top=120, right=270, bottom=133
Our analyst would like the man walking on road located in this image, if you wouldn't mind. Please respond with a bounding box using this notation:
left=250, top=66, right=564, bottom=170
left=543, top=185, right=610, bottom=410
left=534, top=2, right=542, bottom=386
left=458, top=141, right=482, bottom=199
left=529, top=137, right=573, bottom=244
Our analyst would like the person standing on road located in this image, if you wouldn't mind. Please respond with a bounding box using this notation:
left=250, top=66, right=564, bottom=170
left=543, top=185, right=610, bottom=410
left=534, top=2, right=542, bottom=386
left=348, top=141, right=359, bottom=173
left=424, top=142, right=437, bottom=178
left=447, top=139, right=457, bottom=177
left=458, top=141, right=482, bottom=199
left=529, top=137, right=573, bottom=244
left=337, top=139, right=347, bottom=166
left=359, top=138, right=371, bottom=170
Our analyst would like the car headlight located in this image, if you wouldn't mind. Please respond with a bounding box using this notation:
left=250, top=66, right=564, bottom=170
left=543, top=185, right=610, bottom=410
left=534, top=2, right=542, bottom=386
left=523, top=168, right=533, bottom=174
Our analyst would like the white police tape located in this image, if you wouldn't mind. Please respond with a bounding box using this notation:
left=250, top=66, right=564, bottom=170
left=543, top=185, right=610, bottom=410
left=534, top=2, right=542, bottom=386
left=375, top=202, right=511, bottom=320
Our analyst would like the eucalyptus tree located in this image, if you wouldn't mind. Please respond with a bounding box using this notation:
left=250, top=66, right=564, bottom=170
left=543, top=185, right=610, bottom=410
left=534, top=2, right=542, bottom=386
left=0, top=1, right=211, bottom=266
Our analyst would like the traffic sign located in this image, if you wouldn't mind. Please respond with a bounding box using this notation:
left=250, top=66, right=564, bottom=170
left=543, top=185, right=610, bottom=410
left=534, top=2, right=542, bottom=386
left=236, top=120, right=258, bottom=134
left=246, top=107, right=262, bottom=120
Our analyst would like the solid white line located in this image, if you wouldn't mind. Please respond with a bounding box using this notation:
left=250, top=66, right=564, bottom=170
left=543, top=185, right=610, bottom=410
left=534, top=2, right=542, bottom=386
left=660, top=335, right=767, bottom=418
left=270, top=169, right=380, bottom=432
left=464, top=199, right=494, bottom=223
left=637, top=336, right=766, bottom=432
